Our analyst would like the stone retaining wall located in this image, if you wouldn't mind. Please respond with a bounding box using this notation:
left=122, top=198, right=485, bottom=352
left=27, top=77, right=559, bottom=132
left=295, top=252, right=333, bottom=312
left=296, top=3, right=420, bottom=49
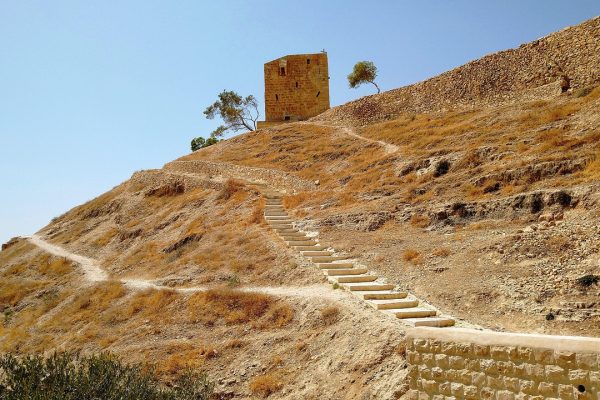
left=163, top=160, right=316, bottom=193
left=405, top=327, right=600, bottom=399
left=129, top=169, right=224, bottom=192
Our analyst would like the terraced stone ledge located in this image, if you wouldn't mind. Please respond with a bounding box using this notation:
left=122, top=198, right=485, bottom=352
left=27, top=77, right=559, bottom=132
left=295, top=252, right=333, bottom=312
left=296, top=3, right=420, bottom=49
left=164, top=160, right=316, bottom=193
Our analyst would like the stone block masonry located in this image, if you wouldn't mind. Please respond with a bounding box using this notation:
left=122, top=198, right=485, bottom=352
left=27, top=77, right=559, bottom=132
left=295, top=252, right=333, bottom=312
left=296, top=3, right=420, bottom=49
left=405, top=327, right=600, bottom=399
left=163, top=160, right=317, bottom=193
left=257, top=52, right=330, bottom=128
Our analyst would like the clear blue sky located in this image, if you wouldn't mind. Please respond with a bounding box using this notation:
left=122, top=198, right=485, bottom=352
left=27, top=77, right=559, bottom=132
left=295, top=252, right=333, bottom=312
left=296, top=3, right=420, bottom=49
left=1, top=1, right=599, bottom=244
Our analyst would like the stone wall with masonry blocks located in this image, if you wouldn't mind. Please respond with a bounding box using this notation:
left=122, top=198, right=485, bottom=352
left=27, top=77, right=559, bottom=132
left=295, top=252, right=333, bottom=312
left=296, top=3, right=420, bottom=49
left=405, top=327, right=599, bottom=399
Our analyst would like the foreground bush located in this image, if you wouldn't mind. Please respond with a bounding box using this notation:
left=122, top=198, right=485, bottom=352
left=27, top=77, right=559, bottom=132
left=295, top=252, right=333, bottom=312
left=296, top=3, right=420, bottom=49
left=0, top=352, right=213, bottom=400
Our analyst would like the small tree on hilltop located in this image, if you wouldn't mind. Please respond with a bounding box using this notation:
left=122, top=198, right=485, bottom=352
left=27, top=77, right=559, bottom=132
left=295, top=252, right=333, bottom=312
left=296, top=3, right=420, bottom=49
left=191, top=137, right=206, bottom=151
left=203, top=90, right=259, bottom=138
left=191, top=136, right=220, bottom=151
left=348, top=61, right=380, bottom=93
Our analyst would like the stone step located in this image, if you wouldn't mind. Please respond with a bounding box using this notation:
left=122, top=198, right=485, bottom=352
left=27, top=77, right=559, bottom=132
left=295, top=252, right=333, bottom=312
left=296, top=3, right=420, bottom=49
left=269, top=224, right=293, bottom=229
left=321, top=264, right=352, bottom=271
left=324, top=268, right=368, bottom=276
left=287, top=240, right=317, bottom=246
left=279, top=232, right=306, bottom=238
left=310, top=256, right=351, bottom=263
left=275, top=230, right=300, bottom=236
left=265, top=201, right=282, bottom=205
left=281, top=236, right=308, bottom=242
left=333, top=275, right=378, bottom=283
left=294, top=245, right=327, bottom=251
left=267, top=220, right=293, bottom=225
left=354, top=291, right=408, bottom=300
left=264, top=211, right=288, bottom=217
left=345, top=283, right=395, bottom=291
left=264, top=215, right=290, bottom=221
left=388, top=308, right=436, bottom=319
left=264, top=205, right=284, bottom=209
left=301, top=251, right=333, bottom=257
left=316, top=263, right=354, bottom=269
left=368, top=298, right=419, bottom=310
left=403, top=317, right=455, bottom=328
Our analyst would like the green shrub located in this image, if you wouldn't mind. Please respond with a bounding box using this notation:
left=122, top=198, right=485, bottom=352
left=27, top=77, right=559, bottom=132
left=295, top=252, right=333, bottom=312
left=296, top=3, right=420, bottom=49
left=0, top=352, right=213, bottom=400
left=191, top=136, right=220, bottom=151
left=191, top=136, right=206, bottom=151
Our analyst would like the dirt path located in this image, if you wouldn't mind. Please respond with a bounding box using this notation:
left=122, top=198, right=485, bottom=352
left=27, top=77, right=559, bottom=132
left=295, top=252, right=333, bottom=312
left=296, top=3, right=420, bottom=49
left=339, top=126, right=399, bottom=154
left=26, top=235, right=342, bottom=299
left=305, top=121, right=399, bottom=154
left=29, top=234, right=108, bottom=282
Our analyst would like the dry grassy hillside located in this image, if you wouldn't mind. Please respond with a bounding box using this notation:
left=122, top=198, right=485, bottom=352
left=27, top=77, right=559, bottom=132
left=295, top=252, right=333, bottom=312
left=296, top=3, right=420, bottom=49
left=1, top=172, right=410, bottom=399
left=40, top=176, right=308, bottom=287
left=314, top=15, right=600, bottom=125
left=184, top=84, right=600, bottom=337
left=2, top=15, right=600, bottom=400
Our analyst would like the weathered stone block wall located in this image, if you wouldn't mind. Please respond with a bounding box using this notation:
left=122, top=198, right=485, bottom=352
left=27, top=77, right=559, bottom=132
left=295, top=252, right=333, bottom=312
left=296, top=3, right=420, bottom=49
left=316, top=16, right=600, bottom=125
left=256, top=120, right=287, bottom=129
left=163, top=160, right=316, bottom=193
left=129, top=169, right=224, bottom=191
left=264, top=53, right=330, bottom=122
left=405, top=328, right=600, bottom=399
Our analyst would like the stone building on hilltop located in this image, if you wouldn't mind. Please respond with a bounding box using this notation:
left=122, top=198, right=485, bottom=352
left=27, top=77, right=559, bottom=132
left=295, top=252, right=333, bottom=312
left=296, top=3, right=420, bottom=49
left=257, top=52, right=330, bottom=128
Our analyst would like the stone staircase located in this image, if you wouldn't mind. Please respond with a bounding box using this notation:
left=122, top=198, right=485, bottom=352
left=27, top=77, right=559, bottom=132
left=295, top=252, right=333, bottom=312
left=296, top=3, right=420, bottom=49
left=264, top=193, right=455, bottom=328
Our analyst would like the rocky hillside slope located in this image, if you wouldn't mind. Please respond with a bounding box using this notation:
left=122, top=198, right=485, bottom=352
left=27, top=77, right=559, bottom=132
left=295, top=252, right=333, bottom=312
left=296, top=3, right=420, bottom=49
left=2, top=15, right=600, bottom=400
left=1, top=179, right=409, bottom=399
left=181, top=17, right=600, bottom=337
left=315, top=15, right=600, bottom=125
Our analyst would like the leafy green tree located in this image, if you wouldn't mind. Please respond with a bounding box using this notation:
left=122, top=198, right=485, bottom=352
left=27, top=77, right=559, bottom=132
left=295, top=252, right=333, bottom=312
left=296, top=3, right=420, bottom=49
left=203, top=90, right=259, bottom=137
left=347, top=61, right=380, bottom=93
left=191, top=136, right=220, bottom=151
left=191, top=137, right=206, bottom=151
left=205, top=137, right=219, bottom=146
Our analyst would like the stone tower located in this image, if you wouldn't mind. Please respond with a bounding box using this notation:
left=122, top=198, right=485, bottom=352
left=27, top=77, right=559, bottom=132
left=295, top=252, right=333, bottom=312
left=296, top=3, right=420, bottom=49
left=257, top=52, right=330, bottom=129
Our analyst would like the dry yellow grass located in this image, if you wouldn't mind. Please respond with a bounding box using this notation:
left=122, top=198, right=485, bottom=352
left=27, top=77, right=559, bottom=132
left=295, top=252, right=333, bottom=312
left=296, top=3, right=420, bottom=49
left=187, top=288, right=293, bottom=328
left=432, top=248, right=451, bottom=257
left=283, top=192, right=311, bottom=209
left=0, top=243, right=297, bottom=378
left=249, top=197, right=265, bottom=224
left=582, top=153, right=600, bottom=180
left=402, top=249, right=423, bottom=265
left=249, top=373, right=283, bottom=398
left=320, top=305, right=340, bottom=326
left=410, top=215, right=430, bottom=228
left=395, top=342, right=407, bottom=358
left=217, top=179, right=246, bottom=202
left=169, top=82, right=600, bottom=223
left=52, top=179, right=296, bottom=287
left=223, top=339, right=247, bottom=349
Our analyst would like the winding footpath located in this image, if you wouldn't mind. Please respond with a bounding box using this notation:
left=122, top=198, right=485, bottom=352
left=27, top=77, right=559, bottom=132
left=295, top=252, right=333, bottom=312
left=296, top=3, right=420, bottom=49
left=338, top=125, right=399, bottom=154
left=26, top=235, right=342, bottom=299
left=306, top=122, right=399, bottom=154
